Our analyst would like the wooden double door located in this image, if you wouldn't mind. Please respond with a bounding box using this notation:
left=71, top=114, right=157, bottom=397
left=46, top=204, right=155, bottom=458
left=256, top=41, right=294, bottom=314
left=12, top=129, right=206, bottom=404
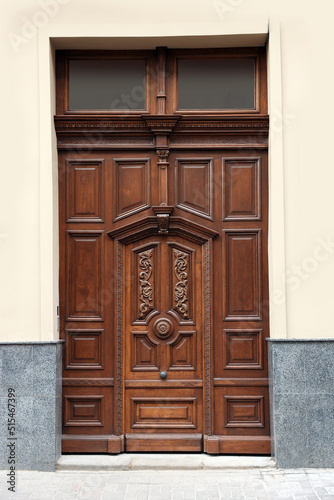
left=58, top=144, right=270, bottom=454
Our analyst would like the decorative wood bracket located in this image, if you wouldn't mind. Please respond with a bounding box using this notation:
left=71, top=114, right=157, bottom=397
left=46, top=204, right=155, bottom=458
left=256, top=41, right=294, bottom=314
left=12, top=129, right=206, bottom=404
left=141, top=115, right=180, bottom=134
left=152, top=206, right=174, bottom=234
left=156, top=148, right=169, bottom=170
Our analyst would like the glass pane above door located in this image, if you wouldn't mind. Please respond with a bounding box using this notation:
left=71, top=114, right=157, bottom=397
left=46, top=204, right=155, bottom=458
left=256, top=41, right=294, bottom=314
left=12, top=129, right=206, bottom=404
left=69, top=59, right=146, bottom=110
left=177, top=58, right=255, bottom=110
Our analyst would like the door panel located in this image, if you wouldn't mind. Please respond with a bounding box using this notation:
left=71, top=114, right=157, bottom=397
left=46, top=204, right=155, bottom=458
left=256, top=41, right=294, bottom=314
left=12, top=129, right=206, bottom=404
left=123, top=234, right=204, bottom=450
left=169, top=150, right=270, bottom=453
left=223, top=230, right=262, bottom=321
left=66, top=231, right=104, bottom=321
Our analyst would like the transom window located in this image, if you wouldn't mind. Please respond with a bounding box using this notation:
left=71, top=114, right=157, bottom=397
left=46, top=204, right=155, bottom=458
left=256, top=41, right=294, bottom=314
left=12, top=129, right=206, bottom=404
left=56, top=47, right=266, bottom=115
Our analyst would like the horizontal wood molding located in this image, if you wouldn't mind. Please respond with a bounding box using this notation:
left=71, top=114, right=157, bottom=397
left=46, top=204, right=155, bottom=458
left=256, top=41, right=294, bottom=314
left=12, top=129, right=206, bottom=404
left=55, top=115, right=269, bottom=149
left=214, top=378, right=268, bottom=387
left=125, top=380, right=203, bottom=388
left=63, top=378, right=114, bottom=386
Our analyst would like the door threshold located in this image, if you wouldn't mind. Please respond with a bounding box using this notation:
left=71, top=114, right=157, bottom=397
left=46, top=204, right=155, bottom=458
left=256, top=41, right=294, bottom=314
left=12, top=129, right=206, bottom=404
left=57, top=454, right=275, bottom=471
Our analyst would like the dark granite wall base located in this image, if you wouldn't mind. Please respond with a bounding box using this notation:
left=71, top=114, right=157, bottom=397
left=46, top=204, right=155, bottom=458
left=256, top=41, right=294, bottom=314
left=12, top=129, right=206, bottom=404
left=0, top=342, right=63, bottom=472
left=268, top=339, right=334, bottom=468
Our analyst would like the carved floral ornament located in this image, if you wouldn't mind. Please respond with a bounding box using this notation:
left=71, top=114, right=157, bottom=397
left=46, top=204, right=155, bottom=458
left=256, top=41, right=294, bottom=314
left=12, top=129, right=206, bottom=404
left=138, top=249, right=154, bottom=318
left=174, top=249, right=189, bottom=319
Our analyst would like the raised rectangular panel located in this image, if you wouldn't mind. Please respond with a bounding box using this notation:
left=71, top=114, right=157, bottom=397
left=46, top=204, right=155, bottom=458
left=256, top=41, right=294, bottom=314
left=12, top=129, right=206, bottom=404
left=223, top=330, right=263, bottom=369
left=64, top=395, right=104, bottom=426
left=223, top=230, right=262, bottom=321
left=131, top=397, right=197, bottom=429
left=114, top=159, right=150, bottom=221
left=131, top=333, right=159, bottom=371
left=65, top=329, right=104, bottom=369
left=66, top=159, right=104, bottom=222
left=224, top=396, right=264, bottom=428
left=175, top=159, right=213, bottom=220
left=168, top=332, right=196, bottom=371
left=223, top=158, right=261, bottom=220
left=66, top=231, right=103, bottom=321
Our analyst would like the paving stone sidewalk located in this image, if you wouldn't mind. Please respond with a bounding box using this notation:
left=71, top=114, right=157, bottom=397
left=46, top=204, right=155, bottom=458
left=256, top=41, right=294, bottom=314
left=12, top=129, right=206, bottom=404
left=0, top=467, right=334, bottom=500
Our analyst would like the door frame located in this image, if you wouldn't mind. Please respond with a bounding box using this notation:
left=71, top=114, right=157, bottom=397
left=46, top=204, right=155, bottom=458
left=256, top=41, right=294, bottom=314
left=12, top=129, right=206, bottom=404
left=108, top=216, right=218, bottom=450
left=37, top=24, right=287, bottom=453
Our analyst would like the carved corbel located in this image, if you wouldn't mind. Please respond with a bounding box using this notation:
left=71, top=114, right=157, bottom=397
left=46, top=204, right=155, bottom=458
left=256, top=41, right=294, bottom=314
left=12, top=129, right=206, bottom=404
left=156, top=148, right=169, bottom=170
left=152, top=206, right=174, bottom=234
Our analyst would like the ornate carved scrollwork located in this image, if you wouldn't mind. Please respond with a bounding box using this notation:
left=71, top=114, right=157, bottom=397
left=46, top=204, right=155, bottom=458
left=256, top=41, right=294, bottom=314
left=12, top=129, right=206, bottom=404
left=138, top=249, right=154, bottom=318
left=174, top=249, right=189, bottom=318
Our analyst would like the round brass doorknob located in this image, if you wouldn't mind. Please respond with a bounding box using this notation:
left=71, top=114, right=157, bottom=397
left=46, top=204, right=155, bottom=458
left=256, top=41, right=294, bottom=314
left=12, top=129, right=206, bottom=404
left=160, top=371, right=167, bottom=379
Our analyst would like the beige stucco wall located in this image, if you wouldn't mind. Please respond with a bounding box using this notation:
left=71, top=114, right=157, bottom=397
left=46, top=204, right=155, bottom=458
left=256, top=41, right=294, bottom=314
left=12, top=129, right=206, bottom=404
left=1, top=0, right=333, bottom=341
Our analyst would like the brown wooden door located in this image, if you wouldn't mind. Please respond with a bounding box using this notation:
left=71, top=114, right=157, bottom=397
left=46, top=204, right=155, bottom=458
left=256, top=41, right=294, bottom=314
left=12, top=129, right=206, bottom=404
left=123, top=234, right=205, bottom=451
left=58, top=147, right=270, bottom=453
left=56, top=47, right=270, bottom=454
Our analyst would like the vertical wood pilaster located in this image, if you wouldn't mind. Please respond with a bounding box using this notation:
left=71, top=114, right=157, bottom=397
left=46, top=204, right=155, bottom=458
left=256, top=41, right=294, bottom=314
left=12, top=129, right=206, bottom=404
left=157, top=147, right=169, bottom=205
left=156, top=47, right=167, bottom=115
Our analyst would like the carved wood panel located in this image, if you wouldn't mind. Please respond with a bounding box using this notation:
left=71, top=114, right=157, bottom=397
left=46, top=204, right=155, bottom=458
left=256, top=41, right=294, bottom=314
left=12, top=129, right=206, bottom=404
left=131, top=332, right=159, bottom=371
left=66, top=231, right=104, bottom=321
left=169, top=243, right=194, bottom=321
left=168, top=332, right=196, bottom=371
left=130, top=397, right=197, bottom=429
left=65, top=329, right=104, bottom=370
left=224, top=395, right=264, bottom=428
left=223, top=330, right=263, bottom=370
left=66, top=159, right=104, bottom=222
left=223, top=230, right=262, bottom=321
left=175, top=159, right=213, bottom=220
left=138, top=248, right=155, bottom=319
left=114, top=159, right=150, bottom=221
left=223, top=158, right=261, bottom=221
left=64, top=395, right=104, bottom=427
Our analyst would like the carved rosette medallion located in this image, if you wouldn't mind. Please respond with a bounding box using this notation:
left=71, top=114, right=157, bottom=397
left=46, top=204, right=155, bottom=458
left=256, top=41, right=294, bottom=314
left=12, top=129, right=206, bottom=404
left=153, top=318, right=173, bottom=340
left=138, top=249, right=154, bottom=318
left=174, top=250, right=189, bottom=318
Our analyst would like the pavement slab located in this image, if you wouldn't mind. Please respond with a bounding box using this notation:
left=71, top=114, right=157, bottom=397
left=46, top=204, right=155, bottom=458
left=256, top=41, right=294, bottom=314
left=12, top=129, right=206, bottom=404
left=0, top=458, right=334, bottom=499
